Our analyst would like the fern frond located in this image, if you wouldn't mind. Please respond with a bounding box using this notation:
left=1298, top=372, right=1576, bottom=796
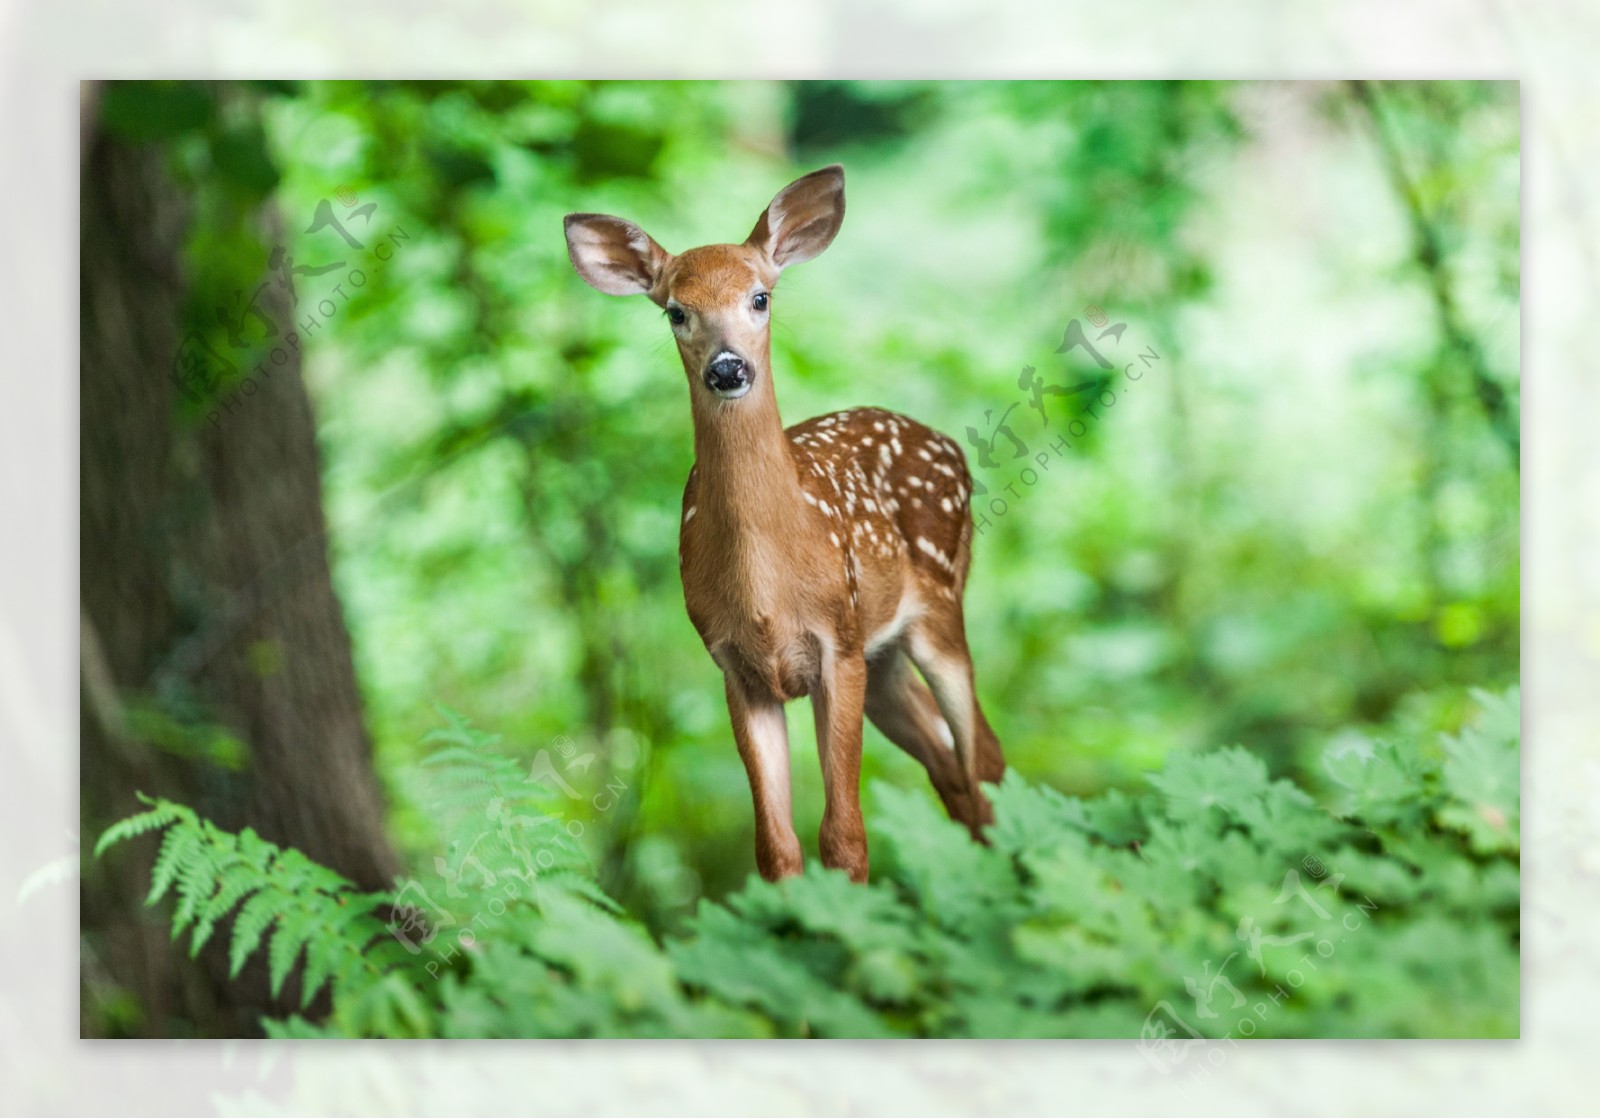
left=171, top=822, right=226, bottom=938
left=268, top=910, right=317, bottom=999
left=228, top=890, right=282, bottom=978
left=93, top=796, right=191, bottom=858
left=300, top=899, right=381, bottom=1007
left=190, top=863, right=264, bottom=956
left=147, top=824, right=201, bottom=908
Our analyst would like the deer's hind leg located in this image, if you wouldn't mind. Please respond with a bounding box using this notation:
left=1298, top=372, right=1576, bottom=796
left=864, top=648, right=989, bottom=836
left=902, top=603, right=1005, bottom=829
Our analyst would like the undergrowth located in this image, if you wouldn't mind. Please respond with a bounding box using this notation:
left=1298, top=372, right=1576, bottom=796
left=96, top=688, right=1520, bottom=1040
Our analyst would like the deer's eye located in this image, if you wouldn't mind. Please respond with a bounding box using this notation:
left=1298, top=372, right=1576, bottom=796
left=666, top=306, right=687, bottom=326
left=752, top=292, right=769, bottom=312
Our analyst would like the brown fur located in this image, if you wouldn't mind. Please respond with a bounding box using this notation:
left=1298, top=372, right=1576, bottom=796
left=566, top=166, right=1005, bottom=883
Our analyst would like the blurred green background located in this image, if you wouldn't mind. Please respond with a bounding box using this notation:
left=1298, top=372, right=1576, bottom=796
left=275, top=80, right=1516, bottom=932
left=87, top=80, right=1519, bottom=950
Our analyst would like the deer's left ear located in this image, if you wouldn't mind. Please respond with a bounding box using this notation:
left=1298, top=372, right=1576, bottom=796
left=746, top=164, right=845, bottom=272
left=564, top=213, right=673, bottom=301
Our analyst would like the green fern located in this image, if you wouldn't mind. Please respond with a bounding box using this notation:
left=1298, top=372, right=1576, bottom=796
left=96, top=796, right=394, bottom=1012
left=91, top=794, right=190, bottom=858
left=95, top=689, right=1521, bottom=1039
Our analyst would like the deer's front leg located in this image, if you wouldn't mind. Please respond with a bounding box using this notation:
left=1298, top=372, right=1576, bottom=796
left=725, top=675, right=803, bottom=881
left=812, top=647, right=869, bottom=882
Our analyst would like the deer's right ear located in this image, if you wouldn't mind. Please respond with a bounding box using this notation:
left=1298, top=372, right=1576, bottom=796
left=746, top=164, right=846, bottom=272
left=564, top=213, right=672, bottom=300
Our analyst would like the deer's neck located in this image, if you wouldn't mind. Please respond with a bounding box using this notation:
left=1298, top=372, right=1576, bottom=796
left=689, top=372, right=806, bottom=551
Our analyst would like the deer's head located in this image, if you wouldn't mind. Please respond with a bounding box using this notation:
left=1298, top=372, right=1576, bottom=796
left=564, top=165, right=845, bottom=403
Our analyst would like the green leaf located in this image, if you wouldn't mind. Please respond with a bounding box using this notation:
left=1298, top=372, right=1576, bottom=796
left=268, top=911, right=316, bottom=999
left=672, top=905, right=897, bottom=1038
left=228, top=890, right=281, bottom=978
left=1147, top=746, right=1271, bottom=825
left=93, top=796, right=187, bottom=857
left=146, top=826, right=197, bottom=907
left=1436, top=687, right=1520, bottom=853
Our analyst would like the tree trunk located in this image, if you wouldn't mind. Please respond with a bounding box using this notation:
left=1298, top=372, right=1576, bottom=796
left=79, top=106, right=398, bottom=1037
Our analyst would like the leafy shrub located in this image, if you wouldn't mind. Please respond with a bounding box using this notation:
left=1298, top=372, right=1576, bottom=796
left=97, top=688, right=1519, bottom=1040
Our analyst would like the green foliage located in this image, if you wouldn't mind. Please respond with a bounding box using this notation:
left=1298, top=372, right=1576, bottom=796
left=94, top=793, right=407, bottom=1025
left=97, top=690, right=1519, bottom=1039
left=233, top=80, right=1517, bottom=929
left=94, top=79, right=1519, bottom=1038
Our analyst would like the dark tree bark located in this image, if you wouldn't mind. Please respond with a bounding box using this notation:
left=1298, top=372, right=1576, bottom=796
left=79, top=100, right=398, bottom=1037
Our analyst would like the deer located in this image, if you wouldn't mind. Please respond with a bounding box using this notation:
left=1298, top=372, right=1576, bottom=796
left=564, top=165, right=1005, bottom=883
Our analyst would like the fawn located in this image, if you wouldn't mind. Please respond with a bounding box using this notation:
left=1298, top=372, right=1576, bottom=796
left=565, top=165, right=1004, bottom=882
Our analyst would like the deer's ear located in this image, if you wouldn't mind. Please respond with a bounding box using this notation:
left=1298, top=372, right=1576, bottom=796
left=746, top=164, right=845, bottom=271
left=564, top=213, right=672, bottom=299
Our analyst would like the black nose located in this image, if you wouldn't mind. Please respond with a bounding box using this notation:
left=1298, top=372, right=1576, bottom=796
left=705, top=354, right=749, bottom=394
